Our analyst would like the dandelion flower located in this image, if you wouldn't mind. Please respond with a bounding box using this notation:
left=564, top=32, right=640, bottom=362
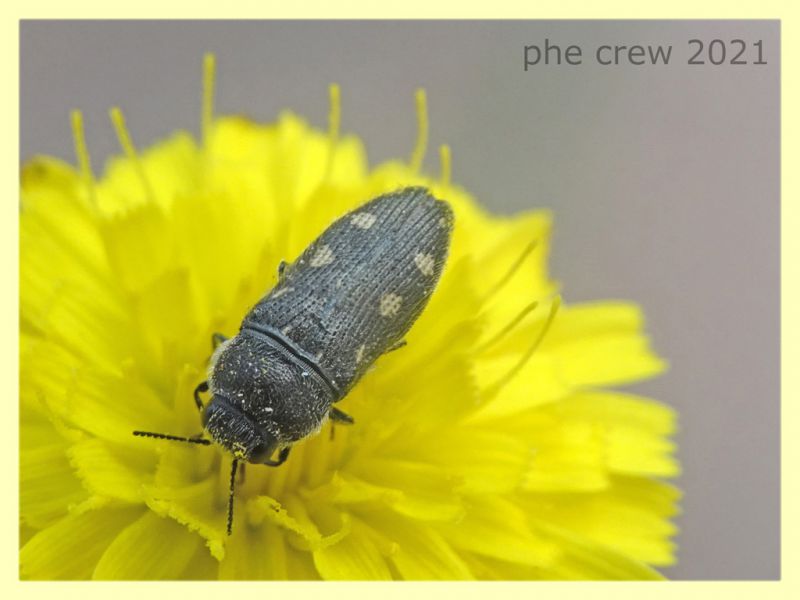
left=20, top=56, right=680, bottom=580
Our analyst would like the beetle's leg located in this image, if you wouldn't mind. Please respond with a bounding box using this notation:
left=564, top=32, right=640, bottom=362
left=212, top=332, right=229, bottom=349
left=278, top=260, right=287, bottom=280
left=193, top=381, right=209, bottom=412
left=237, top=462, right=246, bottom=485
left=330, top=407, right=355, bottom=424
left=385, top=339, right=408, bottom=353
left=264, top=447, right=291, bottom=467
left=329, top=407, right=355, bottom=440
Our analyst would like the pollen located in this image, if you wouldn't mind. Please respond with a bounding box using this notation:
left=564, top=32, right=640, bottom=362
left=414, top=252, right=435, bottom=276
left=310, top=244, right=335, bottom=267
left=350, top=212, right=377, bottom=229
left=379, top=292, right=403, bottom=317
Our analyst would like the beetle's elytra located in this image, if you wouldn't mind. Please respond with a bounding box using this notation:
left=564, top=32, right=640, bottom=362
left=135, top=186, right=453, bottom=532
left=202, top=186, right=453, bottom=464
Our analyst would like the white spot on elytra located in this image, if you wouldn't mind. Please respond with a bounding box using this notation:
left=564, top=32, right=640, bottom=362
left=351, top=212, right=377, bottom=229
left=414, top=252, right=435, bottom=276
left=379, top=293, right=402, bottom=317
left=310, top=245, right=335, bottom=267
left=356, top=344, right=366, bottom=363
left=272, top=286, right=293, bottom=299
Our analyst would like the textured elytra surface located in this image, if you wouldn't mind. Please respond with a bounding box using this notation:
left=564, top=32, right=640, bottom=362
left=244, top=186, right=453, bottom=392
left=207, top=187, right=453, bottom=458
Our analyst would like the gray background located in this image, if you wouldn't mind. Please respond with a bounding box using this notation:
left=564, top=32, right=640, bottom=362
left=20, top=21, right=780, bottom=580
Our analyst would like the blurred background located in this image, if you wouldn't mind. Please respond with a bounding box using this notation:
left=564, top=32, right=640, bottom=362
left=20, top=20, right=780, bottom=580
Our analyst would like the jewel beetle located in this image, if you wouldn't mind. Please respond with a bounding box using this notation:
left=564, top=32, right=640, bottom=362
left=135, top=186, right=454, bottom=534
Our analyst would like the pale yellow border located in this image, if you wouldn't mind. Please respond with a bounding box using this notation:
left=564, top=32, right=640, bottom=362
left=6, top=1, right=795, bottom=597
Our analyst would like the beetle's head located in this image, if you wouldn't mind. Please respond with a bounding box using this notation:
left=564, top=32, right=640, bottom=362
left=202, top=397, right=279, bottom=465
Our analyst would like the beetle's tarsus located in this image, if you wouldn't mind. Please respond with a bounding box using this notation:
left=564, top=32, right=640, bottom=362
left=330, top=406, right=355, bottom=424
left=193, top=380, right=209, bottom=412
left=264, top=446, right=291, bottom=467
left=386, top=339, right=408, bottom=353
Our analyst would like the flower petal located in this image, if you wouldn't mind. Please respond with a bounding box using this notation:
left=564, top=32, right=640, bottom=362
left=21, top=443, right=88, bottom=529
left=531, top=520, right=666, bottom=580
left=392, top=427, right=530, bottom=494
left=134, top=267, right=211, bottom=377
left=467, top=210, right=555, bottom=323
left=93, top=511, right=202, bottom=579
left=556, top=391, right=679, bottom=477
left=313, top=521, right=392, bottom=580
left=523, top=476, right=680, bottom=566
left=101, top=201, right=176, bottom=294
left=247, top=494, right=327, bottom=548
left=474, top=302, right=666, bottom=418
left=347, top=460, right=464, bottom=522
left=97, top=131, right=201, bottom=215
left=179, top=542, right=220, bottom=580
left=56, top=367, right=174, bottom=443
left=434, top=496, right=557, bottom=568
left=541, top=302, right=666, bottom=387
left=144, top=476, right=226, bottom=561
left=20, top=158, right=110, bottom=294
left=366, top=513, right=473, bottom=580
left=68, top=438, right=158, bottom=503
left=20, top=505, right=144, bottom=580
left=218, top=522, right=289, bottom=580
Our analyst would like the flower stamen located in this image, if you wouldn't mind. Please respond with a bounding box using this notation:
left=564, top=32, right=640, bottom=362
left=478, top=299, right=540, bottom=353
left=409, top=88, right=428, bottom=172
left=324, top=83, right=341, bottom=180
left=480, top=240, right=539, bottom=305
left=483, top=297, right=561, bottom=398
left=69, top=109, right=97, bottom=209
left=439, top=144, right=452, bottom=187
left=202, top=52, right=216, bottom=147
left=109, top=106, right=156, bottom=202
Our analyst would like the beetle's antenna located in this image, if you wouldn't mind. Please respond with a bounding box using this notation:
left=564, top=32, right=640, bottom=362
left=132, top=431, right=212, bottom=445
left=227, top=459, right=238, bottom=536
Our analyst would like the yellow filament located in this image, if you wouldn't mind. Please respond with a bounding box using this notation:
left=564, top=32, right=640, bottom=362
left=484, top=297, right=562, bottom=399
left=324, top=83, right=341, bottom=180
left=109, top=106, right=154, bottom=201
left=202, top=52, right=217, bottom=146
left=480, top=240, right=539, bottom=305
left=69, top=110, right=96, bottom=207
left=409, top=88, right=428, bottom=172
left=439, top=144, right=451, bottom=187
left=478, top=299, right=540, bottom=353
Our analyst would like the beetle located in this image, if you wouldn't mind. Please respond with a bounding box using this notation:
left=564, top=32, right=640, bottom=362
left=135, top=186, right=453, bottom=534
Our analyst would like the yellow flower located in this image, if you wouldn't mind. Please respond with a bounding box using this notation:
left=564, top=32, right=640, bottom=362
left=20, top=56, right=679, bottom=580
